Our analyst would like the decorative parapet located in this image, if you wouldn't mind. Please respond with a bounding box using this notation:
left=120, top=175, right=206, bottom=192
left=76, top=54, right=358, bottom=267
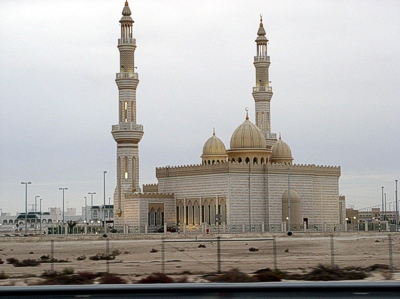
left=156, top=161, right=340, bottom=178
left=124, top=192, right=174, bottom=199
left=143, top=183, right=158, bottom=193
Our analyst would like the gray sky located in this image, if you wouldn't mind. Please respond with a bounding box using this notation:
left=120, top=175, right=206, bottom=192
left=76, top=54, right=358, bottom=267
left=1, top=0, right=399, bottom=215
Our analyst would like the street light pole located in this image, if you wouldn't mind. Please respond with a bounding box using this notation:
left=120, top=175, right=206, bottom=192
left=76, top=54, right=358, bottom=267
left=396, top=180, right=398, bottom=232
left=381, top=186, right=384, bottom=221
left=88, top=192, right=96, bottom=220
left=287, top=168, right=291, bottom=233
left=35, top=195, right=40, bottom=235
left=40, top=198, right=42, bottom=233
left=59, top=188, right=68, bottom=225
left=84, top=196, right=87, bottom=223
left=21, top=182, right=31, bottom=236
left=103, top=171, right=107, bottom=235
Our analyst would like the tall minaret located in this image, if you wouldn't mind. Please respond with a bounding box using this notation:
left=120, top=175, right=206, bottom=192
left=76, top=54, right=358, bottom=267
left=252, top=16, right=277, bottom=148
left=112, top=1, right=143, bottom=217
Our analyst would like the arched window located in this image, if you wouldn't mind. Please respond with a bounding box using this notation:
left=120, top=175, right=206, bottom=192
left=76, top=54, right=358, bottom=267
left=124, top=157, right=129, bottom=179
left=261, top=157, right=265, bottom=164
left=3, top=220, right=7, bottom=224
left=156, top=208, right=163, bottom=226
left=9, top=219, right=13, bottom=224
left=245, top=157, right=250, bottom=164
left=238, top=157, right=242, bottom=163
left=149, top=208, right=155, bottom=226
left=253, top=157, right=258, bottom=164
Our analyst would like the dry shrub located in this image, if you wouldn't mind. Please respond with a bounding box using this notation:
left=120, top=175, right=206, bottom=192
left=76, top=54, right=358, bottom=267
left=39, top=270, right=97, bottom=285
left=13, top=259, right=40, bottom=267
left=6, top=257, right=18, bottom=265
left=0, top=271, right=9, bottom=280
left=206, top=268, right=257, bottom=283
left=150, top=248, right=158, bottom=253
left=89, top=253, right=115, bottom=261
left=198, top=244, right=206, bottom=248
left=0, top=258, right=4, bottom=265
left=77, top=271, right=98, bottom=281
left=76, top=255, right=86, bottom=261
left=138, top=273, right=175, bottom=284
left=99, top=274, right=127, bottom=284
left=254, top=268, right=284, bottom=282
left=287, top=264, right=367, bottom=281
left=249, top=247, right=259, bottom=252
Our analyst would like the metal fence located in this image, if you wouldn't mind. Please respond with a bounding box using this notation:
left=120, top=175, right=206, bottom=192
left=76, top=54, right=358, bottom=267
left=0, top=233, right=398, bottom=281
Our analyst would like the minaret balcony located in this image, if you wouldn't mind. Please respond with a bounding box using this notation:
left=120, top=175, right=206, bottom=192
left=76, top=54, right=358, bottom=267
left=118, top=38, right=136, bottom=45
left=112, top=123, right=143, bottom=132
left=253, top=86, right=272, bottom=92
left=116, top=72, right=138, bottom=79
left=254, top=55, right=270, bottom=62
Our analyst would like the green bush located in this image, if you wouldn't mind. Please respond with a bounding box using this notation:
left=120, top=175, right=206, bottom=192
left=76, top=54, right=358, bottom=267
left=62, top=267, right=74, bottom=275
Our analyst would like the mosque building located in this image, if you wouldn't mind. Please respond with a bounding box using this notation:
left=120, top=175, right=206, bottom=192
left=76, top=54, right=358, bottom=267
left=112, top=1, right=344, bottom=233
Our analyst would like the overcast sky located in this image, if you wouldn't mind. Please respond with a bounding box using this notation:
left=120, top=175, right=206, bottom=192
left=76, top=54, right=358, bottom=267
left=1, top=0, right=399, bottom=215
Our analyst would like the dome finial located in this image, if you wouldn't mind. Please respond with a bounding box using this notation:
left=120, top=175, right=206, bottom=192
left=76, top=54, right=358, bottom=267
left=213, top=127, right=215, bottom=136
left=260, top=14, right=263, bottom=27
left=245, top=107, right=249, bottom=120
left=125, top=0, right=129, bottom=6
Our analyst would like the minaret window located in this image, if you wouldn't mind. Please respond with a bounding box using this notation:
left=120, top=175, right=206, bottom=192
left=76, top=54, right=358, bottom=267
left=124, top=156, right=128, bottom=179
left=124, top=102, right=128, bottom=122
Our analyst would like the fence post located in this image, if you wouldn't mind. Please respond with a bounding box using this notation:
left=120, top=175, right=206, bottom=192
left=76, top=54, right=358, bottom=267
left=273, top=236, right=277, bottom=270
left=217, top=236, right=221, bottom=274
left=330, top=234, right=334, bottom=268
left=161, top=237, right=165, bottom=274
left=50, top=239, right=54, bottom=272
left=106, top=237, right=110, bottom=273
left=388, top=234, right=393, bottom=272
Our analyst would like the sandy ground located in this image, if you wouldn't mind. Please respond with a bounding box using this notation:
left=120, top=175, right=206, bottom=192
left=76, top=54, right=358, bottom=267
left=0, top=232, right=399, bottom=285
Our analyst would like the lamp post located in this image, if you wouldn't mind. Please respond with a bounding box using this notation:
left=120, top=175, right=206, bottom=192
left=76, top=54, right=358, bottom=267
left=88, top=192, right=96, bottom=220
left=287, top=168, right=291, bottom=233
left=103, top=171, right=107, bottom=235
left=381, top=186, right=384, bottom=221
left=396, top=180, right=398, bottom=232
left=59, top=188, right=68, bottom=225
left=21, top=182, right=31, bottom=236
left=40, top=198, right=42, bottom=234
left=84, top=196, right=87, bottom=223
left=34, top=196, right=40, bottom=234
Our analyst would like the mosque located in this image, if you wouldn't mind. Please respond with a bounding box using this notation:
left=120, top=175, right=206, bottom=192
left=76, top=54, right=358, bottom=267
left=112, top=1, right=345, bottom=233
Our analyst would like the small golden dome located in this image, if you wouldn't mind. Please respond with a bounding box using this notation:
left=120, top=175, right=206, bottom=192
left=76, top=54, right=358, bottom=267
left=202, top=131, right=227, bottom=156
left=270, top=135, right=293, bottom=164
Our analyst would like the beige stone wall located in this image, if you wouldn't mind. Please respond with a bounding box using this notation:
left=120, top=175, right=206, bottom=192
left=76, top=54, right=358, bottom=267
left=156, top=162, right=340, bottom=227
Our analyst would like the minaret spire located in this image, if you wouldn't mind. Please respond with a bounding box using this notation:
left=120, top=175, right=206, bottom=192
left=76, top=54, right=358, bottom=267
left=112, top=1, right=143, bottom=218
left=252, top=15, right=276, bottom=148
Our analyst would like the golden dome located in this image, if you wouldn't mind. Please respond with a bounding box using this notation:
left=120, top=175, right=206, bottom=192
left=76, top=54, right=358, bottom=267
left=202, top=131, right=227, bottom=156
left=230, top=113, right=266, bottom=149
left=270, top=135, right=293, bottom=164
left=201, top=130, right=228, bottom=164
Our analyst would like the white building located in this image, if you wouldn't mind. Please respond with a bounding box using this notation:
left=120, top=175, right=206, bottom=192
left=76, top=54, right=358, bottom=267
left=112, top=1, right=343, bottom=233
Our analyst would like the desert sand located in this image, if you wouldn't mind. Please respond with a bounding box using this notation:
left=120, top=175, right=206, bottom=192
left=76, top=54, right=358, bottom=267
left=0, top=232, right=399, bottom=285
